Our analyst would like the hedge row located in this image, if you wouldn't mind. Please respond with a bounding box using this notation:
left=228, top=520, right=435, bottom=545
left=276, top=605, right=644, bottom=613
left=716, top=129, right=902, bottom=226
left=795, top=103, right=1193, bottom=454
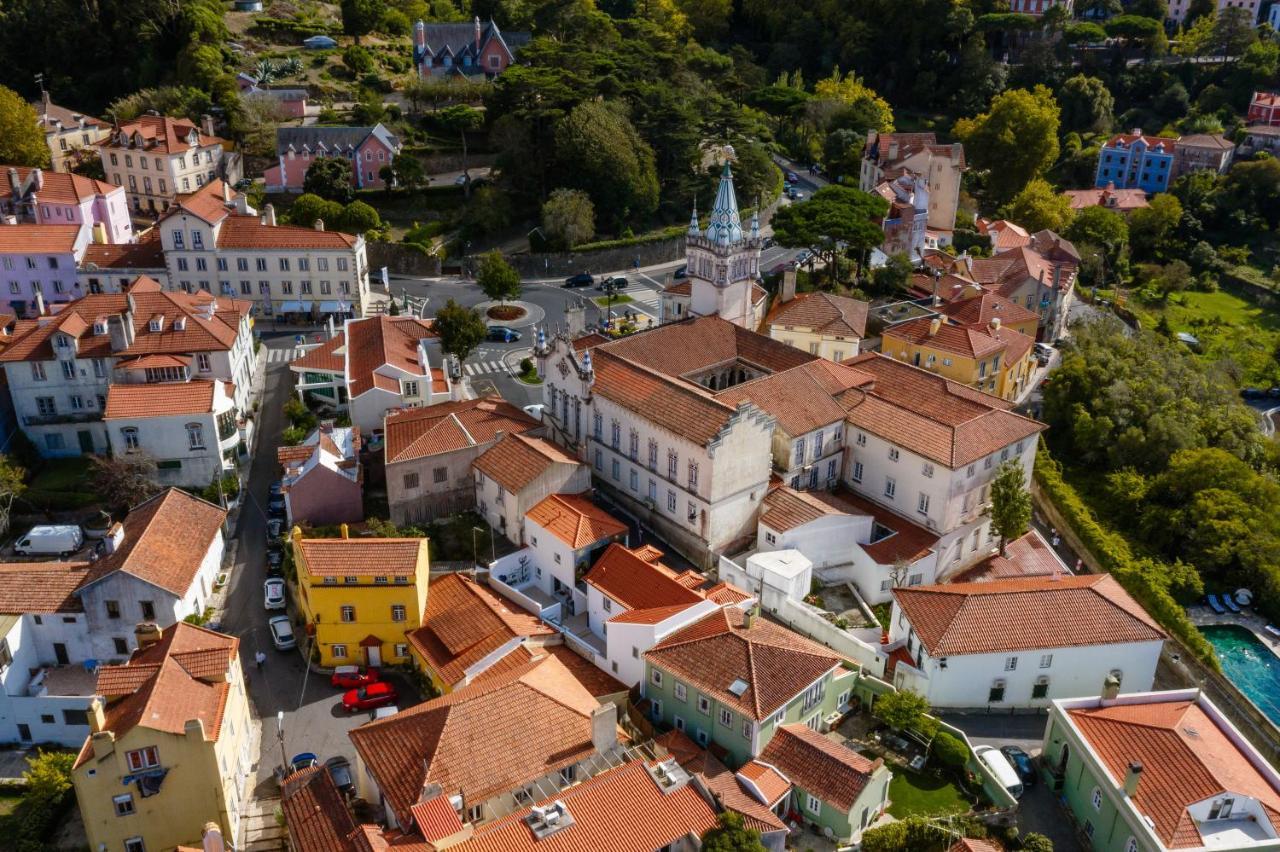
left=573, top=225, right=686, bottom=252
left=1034, top=443, right=1219, bottom=668
left=250, top=17, right=341, bottom=38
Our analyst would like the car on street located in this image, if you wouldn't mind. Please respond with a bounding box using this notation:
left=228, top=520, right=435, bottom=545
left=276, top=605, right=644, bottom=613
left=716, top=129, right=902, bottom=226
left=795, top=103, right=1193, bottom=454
left=522, top=403, right=545, bottom=422
left=794, top=250, right=812, bottom=265
left=1243, top=387, right=1267, bottom=400
left=264, top=577, right=286, bottom=610
left=290, top=752, right=319, bottom=773
left=602, top=276, right=628, bottom=291
left=672, top=265, right=687, bottom=280
left=486, top=326, right=521, bottom=343
left=266, top=518, right=284, bottom=541
left=563, top=272, right=594, bottom=288
left=325, top=756, right=355, bottom=797
left=975, top=745, right=1024, bottom=799
left=266, top=548, right=284, bottom=573
left=267, top=493, right=286, bottom=516
left=331, top=665, right=380, bottom=689
left=342, top=681, right=399, bottom=712
left=785, top=170, right=800, bottom=183
left=268, top=614, right=296, bottom=650
left=1033, top=342, right=1054, bottom=366
left=269, top=480, right=283, bottom=498
left=789, top=189, right=806, bottom=201
left=1000, top=745, right=1037, bottom=787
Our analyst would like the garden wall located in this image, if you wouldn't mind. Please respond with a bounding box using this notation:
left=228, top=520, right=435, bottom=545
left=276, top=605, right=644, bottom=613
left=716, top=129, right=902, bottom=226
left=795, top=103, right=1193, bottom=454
left=492, top=236, right=688, bottom=280
left=367, top=242, right=442, bottom=278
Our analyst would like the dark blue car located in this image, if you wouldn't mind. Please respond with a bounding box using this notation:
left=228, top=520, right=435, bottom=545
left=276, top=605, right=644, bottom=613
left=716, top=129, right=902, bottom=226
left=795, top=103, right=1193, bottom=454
left=486, top=326, right=521, bottom=343
left=1000, top=746, right=1036, bottom=786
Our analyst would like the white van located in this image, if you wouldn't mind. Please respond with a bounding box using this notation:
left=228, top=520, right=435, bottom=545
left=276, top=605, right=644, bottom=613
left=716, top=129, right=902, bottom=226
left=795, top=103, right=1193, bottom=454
left=14, top=525, right=84, bottom=556
left=974, top=745, right=1025, bottom=799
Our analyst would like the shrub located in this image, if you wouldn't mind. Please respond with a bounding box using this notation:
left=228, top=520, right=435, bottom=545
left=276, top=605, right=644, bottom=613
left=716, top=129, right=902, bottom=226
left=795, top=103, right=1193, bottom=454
left=931, top=731, right=969, bottom=768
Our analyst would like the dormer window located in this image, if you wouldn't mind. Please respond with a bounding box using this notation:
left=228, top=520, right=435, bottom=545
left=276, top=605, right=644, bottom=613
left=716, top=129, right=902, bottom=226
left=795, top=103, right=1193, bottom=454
left=173, top=317, right=186, bottom=331
left=149, top=315, right=165, bottom=332
left=93, top=320, right=107, bottom=335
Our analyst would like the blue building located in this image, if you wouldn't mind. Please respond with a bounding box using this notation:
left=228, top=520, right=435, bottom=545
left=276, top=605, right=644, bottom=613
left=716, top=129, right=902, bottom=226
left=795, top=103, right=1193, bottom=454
left=1094, top=129, right=1176, bottom=194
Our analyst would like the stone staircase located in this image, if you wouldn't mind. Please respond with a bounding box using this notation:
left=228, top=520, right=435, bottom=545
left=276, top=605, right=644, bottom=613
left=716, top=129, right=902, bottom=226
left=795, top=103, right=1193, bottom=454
left=242, top=794, right=287, bottom=852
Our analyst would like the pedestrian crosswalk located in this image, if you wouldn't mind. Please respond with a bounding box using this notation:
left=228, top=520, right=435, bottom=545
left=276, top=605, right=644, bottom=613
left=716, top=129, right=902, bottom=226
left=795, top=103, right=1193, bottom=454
left=265, top=345, right=313, bottom=364
left=462, top=359, right=509, bottom=376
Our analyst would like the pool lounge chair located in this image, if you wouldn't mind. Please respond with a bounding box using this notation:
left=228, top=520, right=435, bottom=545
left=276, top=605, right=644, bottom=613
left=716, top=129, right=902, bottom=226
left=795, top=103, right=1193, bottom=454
left=1223, top=594, right=1242, bottom=614
left=1207, top=594, right=1227, bottom=615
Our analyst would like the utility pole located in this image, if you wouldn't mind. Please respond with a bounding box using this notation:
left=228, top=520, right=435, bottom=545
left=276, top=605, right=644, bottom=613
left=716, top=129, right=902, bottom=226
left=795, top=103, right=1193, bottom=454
left=276, top=711, right=288, bottom=778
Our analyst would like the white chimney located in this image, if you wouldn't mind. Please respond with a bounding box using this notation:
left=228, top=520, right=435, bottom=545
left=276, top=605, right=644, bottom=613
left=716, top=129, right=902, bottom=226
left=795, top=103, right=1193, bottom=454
left=263, top=204, right=276, bottom=227
left=201, top=822, right=227, bottom=852
left=103, top=522, right=125, bottom=554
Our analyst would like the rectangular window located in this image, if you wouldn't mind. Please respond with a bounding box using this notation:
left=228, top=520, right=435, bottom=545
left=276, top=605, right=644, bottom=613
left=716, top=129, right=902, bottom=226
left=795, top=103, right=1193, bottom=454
left=391, top=604, right=406, bottom=622
left=31, top=362, right=45, bottom=381
left=884, top=477, right=896, bottom=499
left=125, top=747, right=159, bottom=771
left=806, top=794, right=822, bottom=815
left=125, top=838, right=146, bottom=852
left=922, top=462, right=934, bottom=478
left=332, top=644, right=347, bottom=659
left=674, top=682, right=687, bottom=701
left=403, top=472, right=419, bottom=489
left=139, top=600, right=155, bottom=620
left=917, top=493, right=930, bottom=516
left=1004, top=657, right=1018, bottom=671
left=852, top=461, right=863, bottom=483
left=611, top=459, right=620, bottom=481
left=187, top=423, right=205, bottom=449
left=648, top=439, right=658, bottom=469
left=1031, top=681, right=1049, bottom=699
left=1039, top=654, right=1053, bottom=669
left=697, top=695, right=711, bottom=714
left=989, top=684, right=1006, bottom=703
left=106, top=600, right=121, bottom=619
left=888, top=447, right=899, bottom=462
left=667, top=450, right=678, bottom=478
left=667, top=490, right=676, bottom=512
left=651, top=669, right=663, bottom=687
left=340, top=605, right=356, bottom=622
left=718, top=707, right=733, bottom=728
left=433, top=467, right=448, bottom=483
left=113, top=793, right=135, bottom=816
left=687, top=461, right=698, bottom=490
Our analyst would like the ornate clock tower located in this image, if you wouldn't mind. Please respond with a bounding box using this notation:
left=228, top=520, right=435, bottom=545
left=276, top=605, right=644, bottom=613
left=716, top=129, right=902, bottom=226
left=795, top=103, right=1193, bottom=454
left=686, top=162, right=762, bottom=328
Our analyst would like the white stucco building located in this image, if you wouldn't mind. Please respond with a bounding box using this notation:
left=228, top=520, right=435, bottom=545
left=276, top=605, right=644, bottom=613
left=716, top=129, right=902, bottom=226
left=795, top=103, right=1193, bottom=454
left=473, top=433, right=590, bottom=545
left=886, top=574, right=1166, bottom=708
left=97, top=115, right=242, bottom=214
left=103, top=379, right=241, bottom=488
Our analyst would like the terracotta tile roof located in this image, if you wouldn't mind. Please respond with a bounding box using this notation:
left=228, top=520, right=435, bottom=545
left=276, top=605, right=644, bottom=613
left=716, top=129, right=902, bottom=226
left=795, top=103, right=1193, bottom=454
left=759, top=724, right=880, bottom=811
left=767, top=292, right=870, bottom=338
left=893, top=574, right=1166, bottom=656
left=760, top=485, right=939, bottom=565
left=523, top=493, right=628, bottom=550
left=343, top=315, right=436, bottom=397
left=106, top=115, right=225, bottom=154
left=585, top=543, right=704, bottom=612
left=290, top=333, right=346, bottom=373
left=1064, top=186, right=1150, bottom=212
left=882, top=316, right=1033, bottom=361
left=0, top=563, right=90, bottom=613
left=449, top=760, right=719, bottom=852
left=0, top=224, right=80, bottom=253
left=717, top=360, right=874, bottom=437
left=34, top=100, right=108, bottom=131
left=161, top=179, right=233, bottom=225
left=349, top=655, right=605, bottom=827
left=704, top=582, right=753, bottom=605
left=738, top=760, right=792, bottom=805
left=103, top=379, right=222, bottom=419
left=937, top=292, right=1040, bottom=329
left=533, top=644, right=628, bottom=697
left=655, top=730, right=788, bottom=834
left=405, top=573, right=553, bottom=687
left=600, top=315, right=814, bottom=381
left=75, top=623, right=237, bottom=768
left=572, top=332, right=609, bottom=351
left=410, top=796, right=464, bottom=844
left=119, top=353, right=191, bottom=370
left=1068, top=698, right=1280, bottom=848
left=81, top=229, right=165, bottom=269
left=0, top=279, right=250, bottom=363
left=664, top=280, right=691, bottom=296
left=216, top=214, right=359, bottom=250
left=975, top=219, right=1031, bottom=251
left=840, top=353, right=1044, bottom=468
left=384, top=397, right=539, bottom=463
left=952, top=530, right=1068, bottom=583
left=591, top=350, right=741, bottom=447
left=3, top=166, right=118, bottom=205
left=78, top=488, right=226, bottom=596
left=282, top=765, right=358, bottom=852
left=646, top=608, right=840, bottom=721
left=1104, top=130, right=1177, bottom=150
left=297, top=537, right=426, bottom=578
left=472, top=433, right=581, bottom=493
left=949, top=840, right=1004, bottom=852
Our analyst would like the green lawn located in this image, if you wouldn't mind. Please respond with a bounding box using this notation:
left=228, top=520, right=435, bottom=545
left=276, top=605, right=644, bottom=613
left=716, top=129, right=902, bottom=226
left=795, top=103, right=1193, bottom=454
left=886, top=768, right=970, bottom=819
left=594, top=294, right=634, bottom=307
left=1114, top=286, right=1280, bottom=385
left=23, top=458, right=97, bottom=512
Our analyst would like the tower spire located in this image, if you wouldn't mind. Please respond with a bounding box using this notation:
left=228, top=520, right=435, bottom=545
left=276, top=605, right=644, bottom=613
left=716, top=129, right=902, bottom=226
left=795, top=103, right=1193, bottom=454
left=705, top=163, right=743, bottom=248
left=688, top=198, right=700, bottom=237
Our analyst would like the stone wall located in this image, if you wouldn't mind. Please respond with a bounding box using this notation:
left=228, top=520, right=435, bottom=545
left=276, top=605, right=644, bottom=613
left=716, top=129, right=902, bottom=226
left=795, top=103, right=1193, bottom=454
left=484, top=237, right=688, bottom=280
left=367, top=242, right=442, bottom=277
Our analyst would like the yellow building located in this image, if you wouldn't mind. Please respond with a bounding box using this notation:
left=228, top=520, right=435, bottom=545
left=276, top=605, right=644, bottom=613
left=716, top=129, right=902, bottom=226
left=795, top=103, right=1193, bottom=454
left=937, top=290, right=1041, bottom=339
left=291, top=528, right=430, bottom=668
left=881, top=313, right=1036, bottom=401
left=73, top=622, right=254, bottom=852
left=765, top=287, right=870, bottom=363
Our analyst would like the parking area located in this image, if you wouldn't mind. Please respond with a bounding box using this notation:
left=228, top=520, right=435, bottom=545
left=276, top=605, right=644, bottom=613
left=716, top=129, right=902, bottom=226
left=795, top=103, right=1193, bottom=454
left=941, top=712, right=1084, bottom=852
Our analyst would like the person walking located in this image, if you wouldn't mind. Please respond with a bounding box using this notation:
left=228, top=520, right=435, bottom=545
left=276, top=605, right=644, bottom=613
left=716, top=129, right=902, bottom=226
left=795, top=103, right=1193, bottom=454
left=255, top=650, right=267, bottom=670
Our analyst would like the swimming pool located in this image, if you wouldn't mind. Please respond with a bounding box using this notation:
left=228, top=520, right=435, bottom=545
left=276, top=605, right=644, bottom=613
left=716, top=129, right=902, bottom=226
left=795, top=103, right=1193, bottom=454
left=1201, top=624, right=1280, bottom=726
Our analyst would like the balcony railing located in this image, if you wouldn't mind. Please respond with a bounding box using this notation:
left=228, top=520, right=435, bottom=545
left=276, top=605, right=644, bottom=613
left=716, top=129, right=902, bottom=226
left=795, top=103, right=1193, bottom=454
left=23, top=412, right=102, bottom=426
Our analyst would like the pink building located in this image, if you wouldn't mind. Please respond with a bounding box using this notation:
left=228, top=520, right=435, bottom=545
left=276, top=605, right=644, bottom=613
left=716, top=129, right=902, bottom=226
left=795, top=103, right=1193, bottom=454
left=1248, top=92, right=1280, bottom=127
left=412, top=18, right=529, bottom=79
left=278, top=422, right=363, bottom=526
left=1, top=166, right=132, bottom=244
left=0, top=224, right=91, bottom=316
left=264, top=125, right=401, bottom=193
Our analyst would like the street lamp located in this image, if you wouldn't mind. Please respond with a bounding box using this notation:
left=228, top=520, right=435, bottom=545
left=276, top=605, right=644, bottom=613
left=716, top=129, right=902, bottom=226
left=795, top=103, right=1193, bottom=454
left=276, top=710, right=287, bottom=778
left=471, top=527, right=480, bottom=569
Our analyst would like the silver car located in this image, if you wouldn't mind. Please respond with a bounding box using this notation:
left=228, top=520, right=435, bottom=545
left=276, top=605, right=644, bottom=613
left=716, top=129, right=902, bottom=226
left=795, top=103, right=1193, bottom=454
left=268, top=615, right=296, bottom=650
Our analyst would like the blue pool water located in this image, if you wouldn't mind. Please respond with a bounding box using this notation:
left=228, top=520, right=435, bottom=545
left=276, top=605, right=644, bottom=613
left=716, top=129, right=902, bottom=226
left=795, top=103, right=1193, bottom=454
left=1201, top=624, right=1280, bottom=726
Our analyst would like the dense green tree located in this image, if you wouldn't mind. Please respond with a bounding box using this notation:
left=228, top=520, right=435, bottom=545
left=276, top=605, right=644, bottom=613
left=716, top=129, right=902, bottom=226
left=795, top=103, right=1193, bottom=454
left=343, top=45, right=376, bottom=75
left=336, top=200, right=381, bottom=234
left=342, top=0, right=386, bottom=40
left=1128, top=193, right=1183, bottom=258
left=108, top=86, right=212, bottom=123
left=954, top=86, right=1061, bottom=205
left=1066, top=205, right=1129, bottom=268
left=1064, top=22, right=1108, bottom=43
left=770, top=185, right=888, bottom=281
left=1105, top=15, right=1167, bottom=54
left=1128, top=0, right=1167, bottom=18
left=1185, top=0, right=1215, bottom=24
left=674, top=0, right=733, bottom=39
left=872, top=688, right=930, bottom=732
left=542, top=188, right=596, bottom=250
left=555, top=100, right=660, bottom=229
left=390, top=153, right=427, bottom=190
left=1022, top=835, right=1055, bottom=852
left=476, top=250, right=522, bottom=305
left=990, top=460, right=1032, bottom=554
left=1225, top=157, right=1280, bottom=227
left=1215, top=7, right=1258, bottom=55
left=287, top=194, right=344, bottom=229
left=1059, top=75, right=1114, bottom=134
left=930, top=731, right=969, bottom=768
left=0, top=86, right=49, bottom=167
left=871, top=253, right=913, bottom=295
left=700, top=813, right=767, bottom=852
left=303, top=157, right=356, bottom=203
left=436, top=104, right=484, bottom=187
left=1004, top=179, right=1075, bottom=234
left=434, top=298, right=488, bottom=362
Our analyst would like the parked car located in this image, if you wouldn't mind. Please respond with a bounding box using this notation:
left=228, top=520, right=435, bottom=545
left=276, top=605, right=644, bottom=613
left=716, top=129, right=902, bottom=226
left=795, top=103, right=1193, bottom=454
left=290, top=752, right=319, bottom=773
left=975, top=745, right=1024, bottom=799
left=303, top=35, right=337, bottom=49
left=268, top=615, right=296, bottom=650
left=672, top=265, right=688, bottom=280
left=342, top=681, right=399, bottom=712
left=264, top=577, right=286, bottom=611
left=331, top=665, right=380, bottom=689
left=14, top=525, right=83, bottom=556
left=602, top=276, right=628, bottom=291
left=522, top=403, right=545, bottom=422
left=267, top=493, right=286, bottom=517
left=1242, top=387, right=1267, bottom=400
left=269, top=480, right=283, bottom=498
left=267, top=518, right=284, bottom=540
left=325, top=756, right=355, bottom=797
left=371, top=705, right=399, bottom=721
left=266, top=548, right=284, bottom=573
left=1033, top=343, right=1054, bottom=366
left=563, top=272, right=594, bottom=288
left=1000, top=745, right=1036, bottom=786
left=785, top=170, right=800, bottom=183
left=486, top=326, right=521, bottom=343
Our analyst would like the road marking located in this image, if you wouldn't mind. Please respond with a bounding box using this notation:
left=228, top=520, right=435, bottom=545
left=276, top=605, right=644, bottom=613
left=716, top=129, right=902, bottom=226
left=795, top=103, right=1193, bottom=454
left=266, top=346, right=312, bottom=364
left=464, top=360, right=507, bottom=376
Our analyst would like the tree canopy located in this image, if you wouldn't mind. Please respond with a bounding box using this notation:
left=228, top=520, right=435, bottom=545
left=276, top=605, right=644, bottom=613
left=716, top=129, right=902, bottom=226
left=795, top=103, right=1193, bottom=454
left=476, top=250, right=522, bottom=304
left=303, top=158, right=356, bottom=204
left=954, top=86, right=1061, bottom=205
left=554, top=100, right=660, bottom=230
left=771, top=185, right=887, bottom=281
left=0, top=86, right=49, bottom=167
left=542, top=188, right=597, bottom=250
left=434, top=299, right=488, bottom=363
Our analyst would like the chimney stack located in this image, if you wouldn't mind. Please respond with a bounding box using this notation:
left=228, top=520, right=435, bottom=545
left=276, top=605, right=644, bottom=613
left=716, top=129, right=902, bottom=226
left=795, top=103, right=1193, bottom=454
left=927, top=317, right=941, bottom=337
left=33, top=289, right=46, bottom=317
left=88, top=696, right=108, bottom=733
left=201, top=114, right=217, bottom=138
left=781, top=267, right=797, bottom=303
left=202, top=823, right=227, bottom=852
left=32, top=168, right=43, bottom=192
left=1123, top=761, right=1143, bottom=798
left=590, top=702, right=618, bottom=754
left=314, top=218, right=325, bottom=231
left=340, top=523, right=349, bottom=539
left=134, top=622, right=162, bottom=650
left=263, top=203, right=276, bottom=227
left=989, top=317, right=1001, bottom=333
left=103, top=521, right=125, bottom=554
left=474, top=15, right=482, bottom=52
left=6, top=168, right=18, bottom=193
left=1102, top=673, right=1121, bottom=701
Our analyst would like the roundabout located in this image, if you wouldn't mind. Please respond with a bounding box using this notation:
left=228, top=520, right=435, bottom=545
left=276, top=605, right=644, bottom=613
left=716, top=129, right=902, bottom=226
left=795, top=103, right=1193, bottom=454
left=474, top=299, right=545, bottom=328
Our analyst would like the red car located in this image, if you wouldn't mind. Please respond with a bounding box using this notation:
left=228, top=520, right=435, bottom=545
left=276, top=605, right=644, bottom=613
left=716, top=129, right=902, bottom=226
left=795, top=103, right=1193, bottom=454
left=342, top=681, right=398, bottom=713
left=330, top=665, right=380, bottom=689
